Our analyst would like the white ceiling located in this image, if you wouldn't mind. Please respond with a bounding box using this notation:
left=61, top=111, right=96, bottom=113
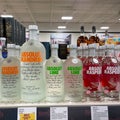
left=0, top=0, right=120, bottom=32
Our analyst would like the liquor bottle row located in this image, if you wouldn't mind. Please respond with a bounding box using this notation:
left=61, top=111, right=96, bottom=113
left=0, top=25, right=120, bottom=103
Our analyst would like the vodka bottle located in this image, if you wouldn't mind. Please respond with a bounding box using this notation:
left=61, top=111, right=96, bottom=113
left=45, top=44, right=64, bottom=102
left=1, top=38, right=20, bottom=102
left=20, top=25, right=46, bottom=102
left=64, top=44, right=83, bottom=102
left=101, top=44, right=120, bottom=101
left=83, top=44, right=102, bottom=101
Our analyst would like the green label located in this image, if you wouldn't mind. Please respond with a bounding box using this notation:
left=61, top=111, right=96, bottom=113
left=47, top=66, right=62, bottom=74
left=67, top=66, right=82, bottom=74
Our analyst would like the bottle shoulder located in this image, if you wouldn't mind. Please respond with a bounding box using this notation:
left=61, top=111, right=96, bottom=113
left=45, top=56, right=63, bottom=65
left=1, top=56, right=20, bottom=66
left=64, top=57, right=82, bottom=65
left=21, top=40, right=45, bottom=51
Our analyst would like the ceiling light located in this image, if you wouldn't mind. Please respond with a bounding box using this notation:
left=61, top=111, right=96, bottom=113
left=61, top=16, right=73, bottom=20
left=1, top=14, right=13, bottom=18
left=58, top=26, right=66, bottom=29
left=118, top=18, right=120, bottom=21
left=100, top=26, right=109, bottom=30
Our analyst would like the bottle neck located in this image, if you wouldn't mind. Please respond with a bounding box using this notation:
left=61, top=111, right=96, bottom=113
left=89, top=48, right=96, bottom=57
left=51, top=48, right=58, bottom=57
left=82, top=49, right=88, bottom=57
left=29, top=30, right=38, bottom=41
left=106, top=49, right=115, bottom=57
left=70, top=48, right=77, bottom=57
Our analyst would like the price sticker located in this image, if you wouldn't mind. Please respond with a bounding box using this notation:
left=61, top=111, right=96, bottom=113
left=50, top=107, right=68, bottom=120
left=91, top=106, right=108, bottom=120
left=17, top=107, right=36, bottom=120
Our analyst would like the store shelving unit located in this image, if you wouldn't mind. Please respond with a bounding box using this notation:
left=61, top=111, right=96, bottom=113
left=0, top=101, right=119, bottom=120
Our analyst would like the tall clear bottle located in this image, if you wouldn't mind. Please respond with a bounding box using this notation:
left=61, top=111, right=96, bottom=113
left=64, top=45, right=83, bottom=102
left=45, top=44, right=64, bottom=102
left=101, top=44, right=120, bottom=101
left=20, top=25, right=46, bottom=102
left=1, top=38, right=20, bottom=102
left=83, top=44, right=102, bottom=101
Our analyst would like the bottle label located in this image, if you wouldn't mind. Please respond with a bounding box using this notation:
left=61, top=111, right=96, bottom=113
left=47, top=66, right=62, bottom=74
left=21, top=52, right=43, bottom=62
left=64, top=65, right=83, bottom=99
left=21, top=62, right=44, bottom=100
left=1, top=66, right=19, bottom=99
left=104, top=66, right=119, bottom=74
left=46, top=66, right=64, bottom=98
left=86, top=66, right=102, bottom=74
left=83, top=66, right=101, bottom=91
left=67, top=66, right=82, bottom=74
left=102, top=66, right=120, bottom=91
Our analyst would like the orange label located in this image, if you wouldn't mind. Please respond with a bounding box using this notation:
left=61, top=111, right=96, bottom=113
left=2, top=66, right=19, bottom=75
left=21, top=52, right=43, bottom=62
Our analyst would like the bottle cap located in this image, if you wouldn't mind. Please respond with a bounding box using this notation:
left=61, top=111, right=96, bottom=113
left=77, top=46, right=82, bottom=50
left=51, top=44, right=58, bottom=48
left=28, top=25, right=38, bottom=30
left=70, top=44, right=77, bottom=48
left=115, top=45, right=120, bottom=49
left=106, top=44, right=114, bottom=49
left=0, top=37, right=6, bottom=46
left=7, top=44, right=15, bottom=48
left=88, top=43, right=96, bottom=48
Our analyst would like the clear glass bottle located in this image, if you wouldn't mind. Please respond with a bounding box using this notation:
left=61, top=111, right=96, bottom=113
left=64, top=44, right=83, bottom=102
left=101, top=44, right=120, bottom=101
left=45, top=44, right=64, bottom=102
left=83, top=43, right=102, bottom=101
left=1, top=38, right=20, bottom=102
left=20, top=25, right=46, bottom=102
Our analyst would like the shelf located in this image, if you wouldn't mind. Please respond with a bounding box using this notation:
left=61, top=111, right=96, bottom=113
left=0, top=101, right=120, bottom=108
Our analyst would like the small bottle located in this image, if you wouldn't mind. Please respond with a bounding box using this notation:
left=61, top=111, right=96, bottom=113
left=20, top=25, right=46, bottom=102
left=88, top=26, right=96, bottom=44
left=101, top=44, right=120, bottom=101
left=1, top=38, right=20, bottom=102
left=45, top=44, right=64, bottom=102
left=77, top=26, right=88, bottom=46
left=64, top=44, right=83, bottom=102
left=83, top=43, right=102, bottom=101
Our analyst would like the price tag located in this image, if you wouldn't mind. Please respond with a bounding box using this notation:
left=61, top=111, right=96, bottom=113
left=50, top=107, right=68, bottom=120
left=91, top=106, right=108, bottom=120
left=17, top=107, right=36, bottom=120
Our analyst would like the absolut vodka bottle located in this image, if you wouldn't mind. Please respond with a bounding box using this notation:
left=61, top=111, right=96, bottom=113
left=45, top=44, right=64, bottom=102
left=64, top=44, right=83, bottom=102
left=101, top=44, right=120, bottom=101
left=1, top=38, right=20, bottom=102
left=20, top=25, right=46, bottom=102
left=83, top=44, right=102, bottom=101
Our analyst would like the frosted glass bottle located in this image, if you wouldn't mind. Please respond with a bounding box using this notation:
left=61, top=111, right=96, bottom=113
left=1, top=39, right=20, bottom=102
left=20, top=25, right=46, bottom=102
left=45, top=44, right=64, bottom=102
left=83, top=44, right=102, bottom=101
left=101, top=44, right=120, bottom=101
left=64, top=44, right=83, bottom=102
